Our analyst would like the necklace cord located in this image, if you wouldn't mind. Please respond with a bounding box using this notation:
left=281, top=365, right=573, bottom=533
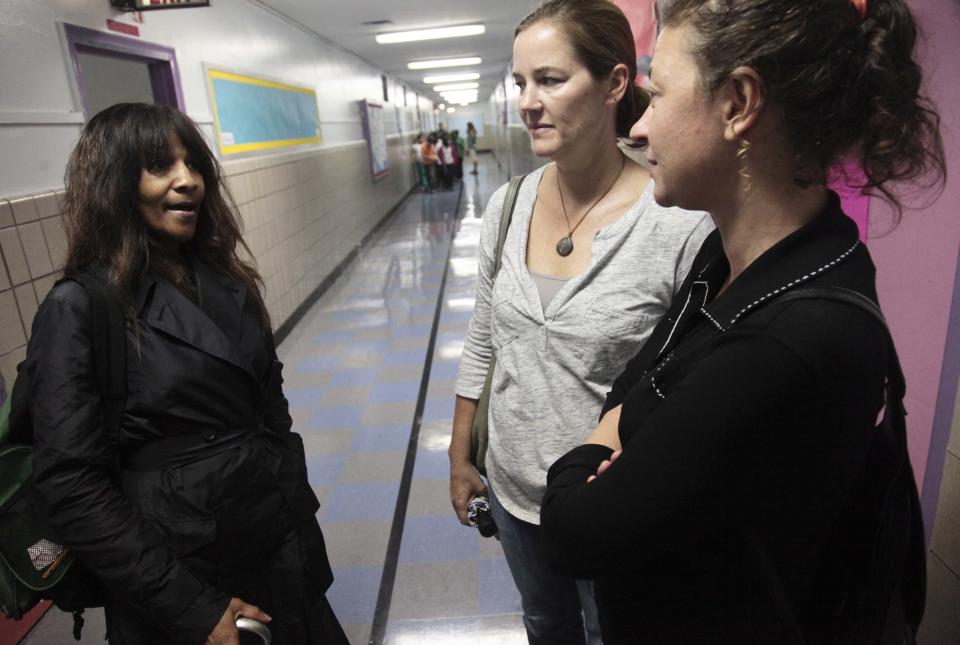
left=556, top=154, right=627, bottom=239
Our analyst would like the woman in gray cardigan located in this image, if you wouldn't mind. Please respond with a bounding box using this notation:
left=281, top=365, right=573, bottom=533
left=448, top=2, right=711, bottom=643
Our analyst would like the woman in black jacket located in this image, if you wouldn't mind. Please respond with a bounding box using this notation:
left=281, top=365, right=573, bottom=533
left=541, top=0, right=946, bottom=642
left=23, top=103, right=347, bottom=644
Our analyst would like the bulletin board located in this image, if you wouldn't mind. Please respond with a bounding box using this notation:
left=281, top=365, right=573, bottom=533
left=206, top=66, right=322, bottom=155
left=359, top=99, right=390, bottom=180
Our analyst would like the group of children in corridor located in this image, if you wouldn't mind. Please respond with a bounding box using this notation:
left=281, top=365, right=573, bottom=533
left=411, top=123, right=479, bottom=192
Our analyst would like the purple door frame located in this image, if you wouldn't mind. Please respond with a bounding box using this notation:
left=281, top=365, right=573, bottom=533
left=62, top=22, right=185, bottom=119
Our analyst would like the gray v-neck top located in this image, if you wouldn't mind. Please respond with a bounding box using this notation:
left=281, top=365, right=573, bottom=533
left=529, top=269, right=571, bottom=314
left=456, top=163, right=714, bottom=523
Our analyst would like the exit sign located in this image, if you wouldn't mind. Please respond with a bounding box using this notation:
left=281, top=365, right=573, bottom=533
left=111, top=0, right=211, bottom=10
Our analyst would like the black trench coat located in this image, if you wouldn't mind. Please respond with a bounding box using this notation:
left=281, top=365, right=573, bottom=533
left=24, top=260, right=341, bottom=644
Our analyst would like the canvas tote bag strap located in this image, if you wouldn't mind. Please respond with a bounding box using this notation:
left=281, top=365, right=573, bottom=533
left=493, top=174, right=526, bottom=275
left=471, top=174, right=527, bottom=476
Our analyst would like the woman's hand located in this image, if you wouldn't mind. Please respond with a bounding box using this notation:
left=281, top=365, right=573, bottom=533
left=448, top=396, right=487, bottom=526
left=205, top=597, right=271, bottom=645
left=587, top=450, right=622, bottom=483
left=450, top=460, right=488, bottom=525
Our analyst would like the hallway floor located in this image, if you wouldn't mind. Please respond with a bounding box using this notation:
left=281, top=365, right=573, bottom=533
left=20, top=155, right=528, bottom=644
left=277, top=156, right=526, bottom=644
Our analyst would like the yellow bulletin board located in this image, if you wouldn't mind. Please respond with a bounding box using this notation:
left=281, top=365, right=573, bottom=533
left=205, top=66, right=322, bottom=155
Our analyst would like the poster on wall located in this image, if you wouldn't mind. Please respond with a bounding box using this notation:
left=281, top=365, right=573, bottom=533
left=205, top=65, right=321, bottom=155
left=359, top=99, right=390, bottom=180
left=613, top=0, right=659, bottom=82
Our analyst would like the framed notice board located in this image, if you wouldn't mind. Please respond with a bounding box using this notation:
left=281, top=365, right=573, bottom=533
left=206, top=66, right=321, bottom=155
left=359, top=99, right=390, bottom=180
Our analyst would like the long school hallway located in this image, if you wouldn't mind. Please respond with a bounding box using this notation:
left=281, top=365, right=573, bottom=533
left=20, top=154, right=530, bottom=645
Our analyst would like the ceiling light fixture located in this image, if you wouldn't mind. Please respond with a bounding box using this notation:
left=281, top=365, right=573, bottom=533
left=442, top=95, right=478, bottom=104
left=447, top=107, right=456, bottom=113
left=408, top=57, right=481, bottom=70
left=433, top=82, right=479, bottom=92
left=438, top=103, right=446, bottom=110
left=376, top=24, right=484, bottom=44
left=424, top=72, right=480, bottom=84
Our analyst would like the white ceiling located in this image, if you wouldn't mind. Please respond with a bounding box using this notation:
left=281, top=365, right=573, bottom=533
left=258, top=0, right=538, bottom=105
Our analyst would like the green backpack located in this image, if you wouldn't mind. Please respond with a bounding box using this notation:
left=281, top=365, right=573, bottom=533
left=0, top=272, right=126, bottom=634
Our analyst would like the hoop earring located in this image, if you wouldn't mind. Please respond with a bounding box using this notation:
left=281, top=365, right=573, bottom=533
left=736, top=137, right=752, bottom=192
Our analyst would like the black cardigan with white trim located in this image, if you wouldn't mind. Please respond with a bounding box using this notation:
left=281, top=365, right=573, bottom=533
left=542, top=192, right=888, bottom=644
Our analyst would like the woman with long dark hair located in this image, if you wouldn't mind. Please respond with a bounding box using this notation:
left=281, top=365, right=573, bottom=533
left=23, top=103, right=347, bottom=644
left=541, top=0, right=946, bottom=642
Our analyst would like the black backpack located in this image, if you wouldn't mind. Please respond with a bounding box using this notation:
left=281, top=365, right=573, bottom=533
left=0, top=272, right=126, bottom=638
left=775, top=287, right=926, bottom=644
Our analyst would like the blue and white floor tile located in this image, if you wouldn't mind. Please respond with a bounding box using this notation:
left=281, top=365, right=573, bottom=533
left=276, top=157, right=525, bottom=644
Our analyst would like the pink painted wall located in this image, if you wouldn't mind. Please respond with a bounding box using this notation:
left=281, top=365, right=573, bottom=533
left=830, top=161, right=870, bottom=242
left=868, top=0, right=960, bottom=487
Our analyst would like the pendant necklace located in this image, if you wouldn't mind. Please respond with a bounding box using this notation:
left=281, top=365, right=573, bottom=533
left=555, top=154, right=626, bottom=257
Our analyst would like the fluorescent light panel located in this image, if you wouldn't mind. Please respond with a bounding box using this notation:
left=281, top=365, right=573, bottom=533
left=447, top=107, right=456, bottom=113
left=376, top=24, right=484, bottom=44
left=408, top=57, right=481, bottom=70
left=433, top=82, right=479, bottom=92
left=423, top=72, right=480, bottom=84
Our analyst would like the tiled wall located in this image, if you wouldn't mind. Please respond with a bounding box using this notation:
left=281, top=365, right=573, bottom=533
left=0, top=191, right=67, bottom=394
left=223, top=134, right=416, bottom=328
left=0, top=135, right=416, bottom=394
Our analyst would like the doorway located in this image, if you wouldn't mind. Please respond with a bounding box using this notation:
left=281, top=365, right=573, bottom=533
left=61, top=23, right=184, bottom=119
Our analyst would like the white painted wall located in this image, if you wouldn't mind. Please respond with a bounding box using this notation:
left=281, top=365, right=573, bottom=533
left=445, top=104, right=485, bottom=137
left=0, top=0, right=432, bottom=197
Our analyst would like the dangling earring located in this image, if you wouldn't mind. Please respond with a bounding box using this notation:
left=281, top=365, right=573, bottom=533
left=736, top=137, right=752, bottom=192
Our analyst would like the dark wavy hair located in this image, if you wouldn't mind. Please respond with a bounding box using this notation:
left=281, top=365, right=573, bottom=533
left=661, top=0, right=946, bottom=219
left=62, top=103, right=270, bottom=328
left=516, top=0, right=649, bottom=137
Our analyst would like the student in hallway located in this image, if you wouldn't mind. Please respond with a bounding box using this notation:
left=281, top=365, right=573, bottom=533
left=412, top=133, right=428, bottom=191
left=466, top=122, right=479, bottom=175
left=422, top=133, right=439, bottom=192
